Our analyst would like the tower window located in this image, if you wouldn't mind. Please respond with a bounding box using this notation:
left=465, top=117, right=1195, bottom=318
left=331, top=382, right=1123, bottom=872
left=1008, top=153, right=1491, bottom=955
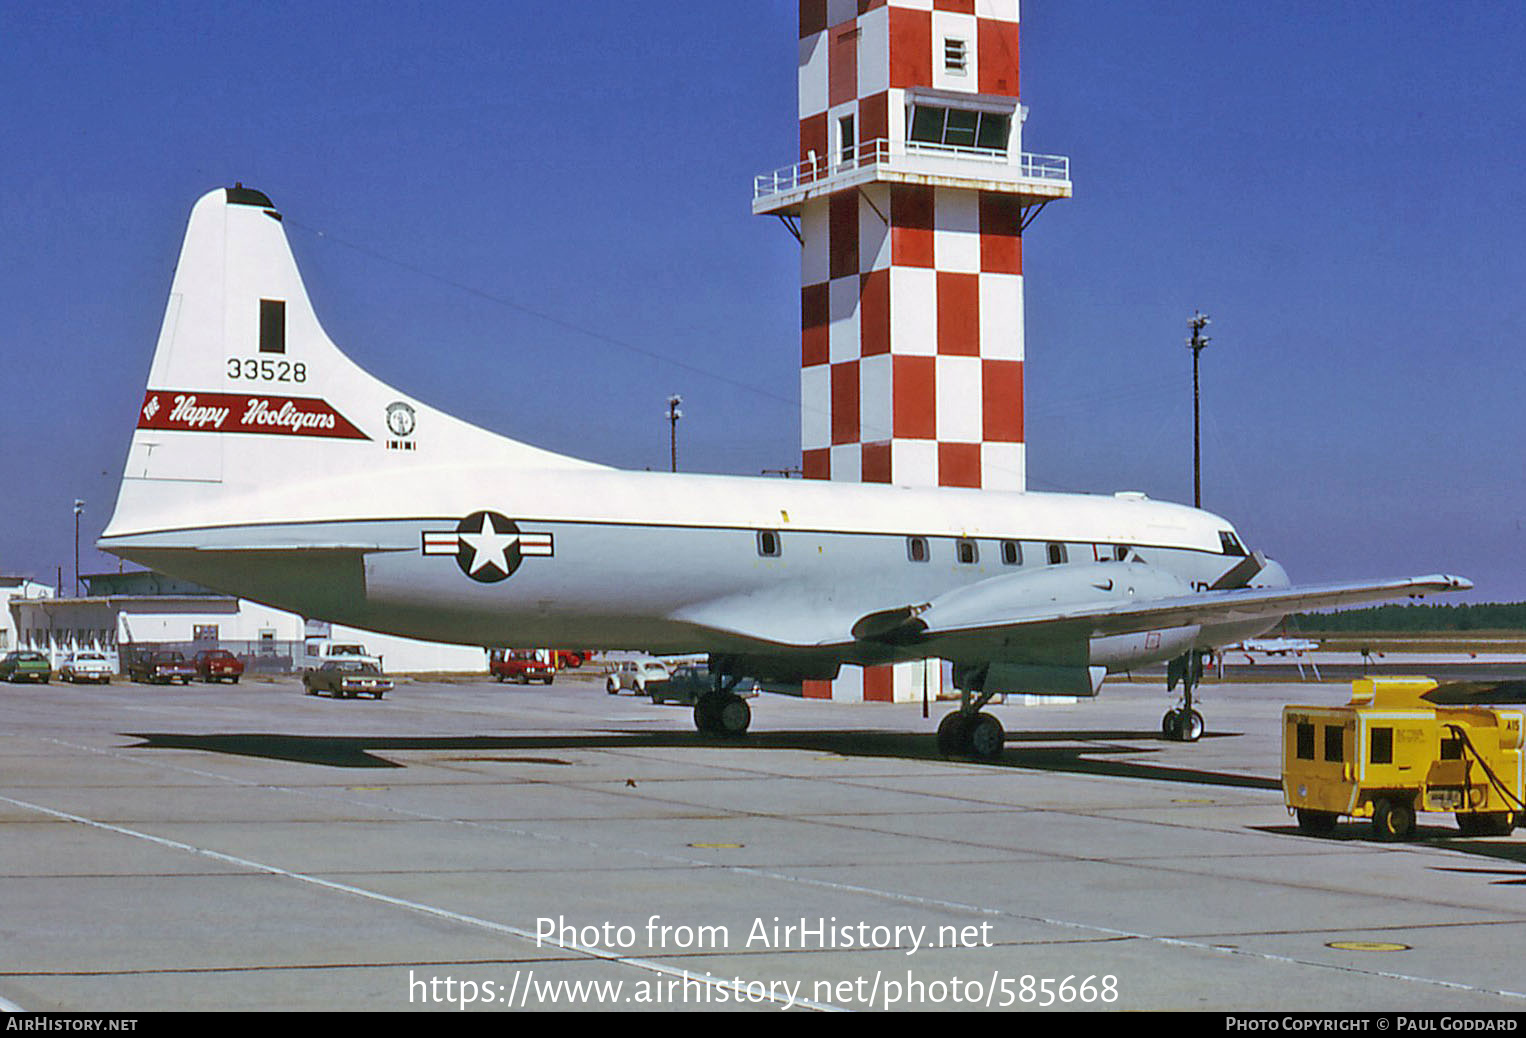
left=944, top=37, right=967, bottom=74
left=908, top=105, right=1011, bottom=154
left=839, top=115, right=855, bottom=164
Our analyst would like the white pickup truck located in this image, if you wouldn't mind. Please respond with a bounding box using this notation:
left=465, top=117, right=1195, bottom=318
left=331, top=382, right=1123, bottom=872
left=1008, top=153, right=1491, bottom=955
left=302, top=640, right=384, bottom=671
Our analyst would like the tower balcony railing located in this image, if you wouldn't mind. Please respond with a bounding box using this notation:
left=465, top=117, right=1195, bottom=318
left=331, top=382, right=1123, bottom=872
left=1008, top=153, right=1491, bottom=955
left=752, top=138, right=1070, bottom=213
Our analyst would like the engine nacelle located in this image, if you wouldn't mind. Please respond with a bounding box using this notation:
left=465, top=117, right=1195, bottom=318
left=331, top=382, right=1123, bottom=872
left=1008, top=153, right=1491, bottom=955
left=1089, top=625, right=1201, bottom=670
left=954, top=662, right=1108, bottom=698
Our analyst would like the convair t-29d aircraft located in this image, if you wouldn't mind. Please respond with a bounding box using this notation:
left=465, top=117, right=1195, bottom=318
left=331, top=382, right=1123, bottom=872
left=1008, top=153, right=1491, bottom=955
left=101, top=187, right=1470, bottom=757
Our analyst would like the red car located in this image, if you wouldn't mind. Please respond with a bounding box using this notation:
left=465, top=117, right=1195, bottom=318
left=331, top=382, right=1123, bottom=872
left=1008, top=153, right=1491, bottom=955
left=490, top=649, right=555, bottom=685
left=194, top=649, right=245, bottom=683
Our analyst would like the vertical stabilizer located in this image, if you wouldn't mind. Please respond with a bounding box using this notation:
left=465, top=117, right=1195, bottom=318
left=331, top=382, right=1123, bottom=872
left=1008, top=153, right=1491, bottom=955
left=104, top=186, right=599, bottom=545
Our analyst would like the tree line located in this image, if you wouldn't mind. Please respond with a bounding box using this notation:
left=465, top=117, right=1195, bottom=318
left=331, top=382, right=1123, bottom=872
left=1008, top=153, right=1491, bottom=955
left=1292, top=602, right=1526, bottom=632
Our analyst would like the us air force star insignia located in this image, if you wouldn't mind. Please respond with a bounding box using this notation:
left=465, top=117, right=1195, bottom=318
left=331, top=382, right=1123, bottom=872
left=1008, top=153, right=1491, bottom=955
left=421, top=511, right=553, bottom=583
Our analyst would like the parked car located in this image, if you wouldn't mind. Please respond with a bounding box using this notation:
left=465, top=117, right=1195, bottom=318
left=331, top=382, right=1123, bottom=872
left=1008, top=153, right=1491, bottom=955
left=58, top=652, right=113, bottom=684
left=606, top=657, right=671, bottom=696
left=0, top=651, right=52, bottom=684
left=126, top=650, right=196, bottom=684
left=554, top=650, right=594, bottom=669
left=651, top=664, right=763, bottom=705
left=194, top=649, right=245, bottom=683
left=303, top=659, right=392, bottom=699
left=490, top=649, right=555, bottom=684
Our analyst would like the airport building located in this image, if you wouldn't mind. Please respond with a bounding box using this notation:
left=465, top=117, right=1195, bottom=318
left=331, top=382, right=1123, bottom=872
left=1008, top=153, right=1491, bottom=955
left=0, top=576, right=55, bottom=654
left=7, top=570, right=488, bottom=675
left=752, top=0, right=1071, bottom=701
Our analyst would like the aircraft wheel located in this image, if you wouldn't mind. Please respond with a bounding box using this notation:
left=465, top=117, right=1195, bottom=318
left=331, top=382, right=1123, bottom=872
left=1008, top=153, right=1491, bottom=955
left=1297, top=809, right=1338, bottom=836
left=715, top=694, right=751, bottom=737
left=1371, top=798, right=1415, bottom=842
left=695, top=693, right=749, bottom=737
left=694, top=694, right=718, bottom=734
left=1179, top=709, right=1205, bottom=742
left=936, top=712, right=971, bottom=757
left=968, top=712, right=1005, bottom=760
left=1161, top=710, right=1180, bottom=738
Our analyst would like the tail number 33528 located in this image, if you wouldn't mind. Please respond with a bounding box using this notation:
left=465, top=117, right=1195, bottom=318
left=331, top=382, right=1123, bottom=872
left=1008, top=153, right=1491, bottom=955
left=228, top=358, right=307, bottom=383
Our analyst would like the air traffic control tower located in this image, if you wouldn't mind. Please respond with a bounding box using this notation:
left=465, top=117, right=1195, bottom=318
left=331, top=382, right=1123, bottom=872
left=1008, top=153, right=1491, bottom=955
left=753, top=0, right=1071, bottom=702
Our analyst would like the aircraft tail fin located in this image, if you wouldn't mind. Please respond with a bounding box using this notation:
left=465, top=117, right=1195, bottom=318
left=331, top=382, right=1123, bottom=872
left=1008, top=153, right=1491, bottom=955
left=103, top=186, right=598, bottom=549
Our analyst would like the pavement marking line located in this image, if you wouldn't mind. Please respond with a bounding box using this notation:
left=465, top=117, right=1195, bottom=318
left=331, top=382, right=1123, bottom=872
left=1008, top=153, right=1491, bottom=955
left=25, top=735, right=1526, bottom=1004
left=0, top=792, right=843, bottom=1013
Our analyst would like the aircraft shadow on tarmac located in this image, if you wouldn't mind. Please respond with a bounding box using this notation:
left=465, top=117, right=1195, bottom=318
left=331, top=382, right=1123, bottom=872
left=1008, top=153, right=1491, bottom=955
left=120, top=727, right=1278, bottom=792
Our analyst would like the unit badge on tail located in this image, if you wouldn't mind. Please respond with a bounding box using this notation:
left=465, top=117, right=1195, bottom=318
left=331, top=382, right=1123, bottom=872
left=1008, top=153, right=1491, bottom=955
left=422, top=511, right=553, bottom=583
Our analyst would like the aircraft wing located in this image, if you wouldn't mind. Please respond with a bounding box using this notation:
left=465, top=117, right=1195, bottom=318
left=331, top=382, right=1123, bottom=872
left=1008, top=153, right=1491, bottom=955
left=852, top=574, right=1473, bottom=649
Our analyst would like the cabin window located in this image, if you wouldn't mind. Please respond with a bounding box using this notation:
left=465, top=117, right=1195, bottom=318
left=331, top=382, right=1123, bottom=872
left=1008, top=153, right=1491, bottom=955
left=1046, top=543, right=1067, bottom=565
left=1370, top=727, right=1393, bottom=765
left=907, top=536, right=929, bottom=563
left=1323, top=725, right=1344, bottom=763
left=756, top=530, right=781, bottom=558
left=259, top=299, right=286, bottom=354
left=956, top=539, right=978, bottom=565
left=1295, top=722, right=1315, bottom=761
left=1000, top=540, right=1022, bottom=566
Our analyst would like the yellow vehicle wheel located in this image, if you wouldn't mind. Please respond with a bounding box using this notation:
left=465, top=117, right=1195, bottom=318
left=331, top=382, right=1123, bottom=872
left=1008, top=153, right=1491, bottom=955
left=1372, top=798, right=1415, bottom=842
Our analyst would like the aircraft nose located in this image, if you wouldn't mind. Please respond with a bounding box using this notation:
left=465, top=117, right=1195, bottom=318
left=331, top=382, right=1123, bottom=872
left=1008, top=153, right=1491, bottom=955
left=1254, top=557, right=1291, bottom=589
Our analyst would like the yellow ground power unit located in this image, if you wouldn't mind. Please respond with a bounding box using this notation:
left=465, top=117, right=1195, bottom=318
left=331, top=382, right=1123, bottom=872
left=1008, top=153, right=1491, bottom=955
left=1282, top=678, right=1524, bottom=840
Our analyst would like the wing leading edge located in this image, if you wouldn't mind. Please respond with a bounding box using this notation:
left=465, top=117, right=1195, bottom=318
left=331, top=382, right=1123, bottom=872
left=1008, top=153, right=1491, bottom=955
left=853, top=573, right=1473, bottom=650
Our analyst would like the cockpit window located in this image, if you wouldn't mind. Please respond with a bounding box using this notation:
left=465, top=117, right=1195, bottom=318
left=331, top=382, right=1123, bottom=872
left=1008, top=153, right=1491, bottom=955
left=1219, top=531, right=1247, bottom=557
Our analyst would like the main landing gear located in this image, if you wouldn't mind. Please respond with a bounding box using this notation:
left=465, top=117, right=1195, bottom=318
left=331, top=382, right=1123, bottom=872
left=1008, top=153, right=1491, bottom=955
left=694, top=673, right=751, bottom=738
left=937, top=681, right=1007, bottom=761
left=1163, top=650, right=1208, bottom=742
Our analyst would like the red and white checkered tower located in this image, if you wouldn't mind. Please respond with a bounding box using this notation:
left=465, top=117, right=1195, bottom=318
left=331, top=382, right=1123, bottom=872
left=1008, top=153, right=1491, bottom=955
left=753, top=0, right=1071, bottom=702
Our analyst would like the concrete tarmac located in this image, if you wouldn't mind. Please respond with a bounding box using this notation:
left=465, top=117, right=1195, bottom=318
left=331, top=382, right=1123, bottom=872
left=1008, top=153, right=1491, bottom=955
left=1, top=671, right=1523, bottom=1012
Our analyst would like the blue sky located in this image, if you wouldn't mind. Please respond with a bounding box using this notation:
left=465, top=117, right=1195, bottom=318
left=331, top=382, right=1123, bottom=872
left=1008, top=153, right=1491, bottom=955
left=2, top=2, right=1523, bottom=601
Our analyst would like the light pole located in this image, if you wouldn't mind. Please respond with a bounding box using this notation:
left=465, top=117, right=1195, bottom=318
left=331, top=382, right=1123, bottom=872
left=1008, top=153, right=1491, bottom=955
left=666, top=395, right=683, bottom=473
left=73, top=499, right=85, bottom=597
left=1186, top=312, right=1211, bottom=509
